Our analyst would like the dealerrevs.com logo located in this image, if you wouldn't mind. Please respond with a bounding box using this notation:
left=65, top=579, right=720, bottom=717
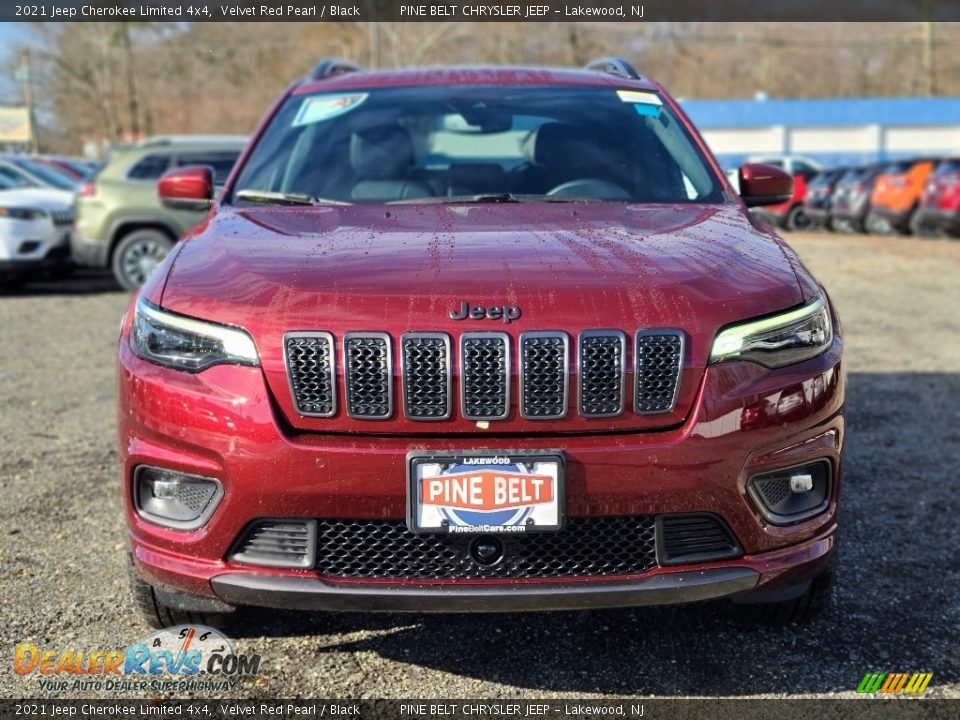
left=14, top=625, right=262, bottom=692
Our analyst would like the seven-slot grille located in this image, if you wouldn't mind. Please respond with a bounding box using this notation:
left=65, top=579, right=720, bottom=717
left=520, top=332, right=568, bottom=419
left=635, top=330, right=684, bottom=414
left=285, top=332, right=336, bottom=417
left=344, top=333, right=392, bottom=419
left=401, top=333, right=451, bottom=420
left=284, top=328, right=684, bottom=421
left=460, top=333, right=510, bottom=420
left=578, top=331, right=626, bottom=417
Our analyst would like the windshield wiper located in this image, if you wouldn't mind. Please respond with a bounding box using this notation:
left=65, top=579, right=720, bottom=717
left=234, top=189, right=350, bottom=206
left=389, top=193, right=529, bottom=205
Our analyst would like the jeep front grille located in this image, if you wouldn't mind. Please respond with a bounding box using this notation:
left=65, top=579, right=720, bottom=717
left=578, top=331, right=626, bottom=417
left=520, top=332, right=568, bottom=419
left=635, top=330, right=684, bottom=414
left=460, top=333, right=509, bottom=420
left=284, top=332, right=336, bottom=417
left=284, top=327, right=684, bottom=421
left=344, top=333, right=392, bottom=419
left=401, top=333, right=451, bottom=420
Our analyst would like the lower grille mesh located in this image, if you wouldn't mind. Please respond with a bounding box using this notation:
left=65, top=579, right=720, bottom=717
left=231, top=520, right=316, bottom=569
left=658, top=514, right=740, bottom=565
left=314, top=516, right=658, bottom=580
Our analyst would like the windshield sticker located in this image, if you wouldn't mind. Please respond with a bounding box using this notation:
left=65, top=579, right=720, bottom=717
left=633, top=104, right=661, bottom=118
left=617, top=90, right=663, bottom=106
left=292, top=93, right=368, bottom=127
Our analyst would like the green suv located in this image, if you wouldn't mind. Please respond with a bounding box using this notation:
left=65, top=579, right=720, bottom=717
left=71, top=136, right=246, bottom=290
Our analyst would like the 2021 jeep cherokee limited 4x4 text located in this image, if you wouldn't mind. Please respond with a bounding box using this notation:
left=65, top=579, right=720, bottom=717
left=120, top=58, right=843, bottom=628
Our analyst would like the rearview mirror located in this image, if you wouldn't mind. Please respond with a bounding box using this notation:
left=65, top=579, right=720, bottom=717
left=738, top=163, right=794, bottom=207
left=158, top=166, right=215, bottom=211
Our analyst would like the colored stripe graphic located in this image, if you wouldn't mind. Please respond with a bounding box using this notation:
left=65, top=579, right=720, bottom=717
left=857, top=672, right=933, bottom=694
left=857, top=673, right=886, bottom=693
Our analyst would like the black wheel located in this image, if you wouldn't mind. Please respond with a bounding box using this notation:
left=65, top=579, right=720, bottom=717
left=784, top=205, right=812, bottom=232
left=727, top=566, right=834, bottom=626
left=129, top=562, right=235, bottom=630
left=907, top=208, right=942, bottom=239
left=112, top=229, right=174, bottom=291
left=864, top=211, right=893, bottom=236
left=829, top=217, right=855, bottom=234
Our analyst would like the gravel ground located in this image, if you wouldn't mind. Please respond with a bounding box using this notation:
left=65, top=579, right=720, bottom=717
left=1, top=232, right=958, bottom=700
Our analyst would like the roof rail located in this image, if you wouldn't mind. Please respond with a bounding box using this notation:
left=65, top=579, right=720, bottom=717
left=584, top=57, right=642, bottom=81
left=310, top=57, right=363, bottom=81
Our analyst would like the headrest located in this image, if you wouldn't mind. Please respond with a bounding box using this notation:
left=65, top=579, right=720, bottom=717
left=532, top=123, right=601, bottom=167
left=350, top=125, right=415, bottom=179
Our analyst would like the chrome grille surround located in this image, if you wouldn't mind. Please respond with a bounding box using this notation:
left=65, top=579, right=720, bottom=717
left=400, top=332, right=452, bottom=421
left=284, top=331, right=336, bottom=417
left=635, top=329, right=684, bottom=414
left=519, top=331, right=569, bottom=420
left=460, top=332, right=510, bottom=420
left=343, top=332, right=393, bottom=419
left=577, top=330, right=627, bottom=418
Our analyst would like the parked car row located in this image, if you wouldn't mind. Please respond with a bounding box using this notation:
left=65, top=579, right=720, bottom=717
left=748, top=155, right=960, bottom=239
left=0, top=137, right=245, bottom=289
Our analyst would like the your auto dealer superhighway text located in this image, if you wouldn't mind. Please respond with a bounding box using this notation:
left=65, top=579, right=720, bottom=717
left=401, top=705, right=635, bottom=716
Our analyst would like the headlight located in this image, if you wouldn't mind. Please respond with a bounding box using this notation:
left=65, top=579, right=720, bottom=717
left=131, top=297, right=259, bottom=372
left=0, top=207, right=47, bottom=220
left=710, top=295, right=833, bottom=368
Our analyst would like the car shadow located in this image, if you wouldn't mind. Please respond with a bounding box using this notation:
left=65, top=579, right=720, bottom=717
left=222, top=371, right=960, bottom=695
left=0, top=269, right=122, bottom=296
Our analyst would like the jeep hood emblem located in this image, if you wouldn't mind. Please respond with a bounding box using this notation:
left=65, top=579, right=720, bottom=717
left=450, top=301, right=522, bottom=324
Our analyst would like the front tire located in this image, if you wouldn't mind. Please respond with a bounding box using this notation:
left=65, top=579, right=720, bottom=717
left=864, top=211, right=893, bottom=236
left=784, top=205, right=812, bottom=232
left=129, top=563, right=235, bottom=630
left=908, top=208, right=942, bottom=239
left=728, top=566, right=834, bottom=626
left=112, top=229, right=174, bottom=292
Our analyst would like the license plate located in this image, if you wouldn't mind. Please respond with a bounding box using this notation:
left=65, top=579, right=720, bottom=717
left=407, top=451, right=565, bottom=534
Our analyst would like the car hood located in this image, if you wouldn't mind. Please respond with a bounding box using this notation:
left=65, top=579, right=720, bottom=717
left=0, top=187, right=73, bottom=211
left=158, top=202, right=812, bottom=434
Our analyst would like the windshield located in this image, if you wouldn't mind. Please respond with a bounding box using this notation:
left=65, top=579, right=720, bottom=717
left=8, top=157, right=78, bottom=191
left=231, top=85, right=723, bottom=205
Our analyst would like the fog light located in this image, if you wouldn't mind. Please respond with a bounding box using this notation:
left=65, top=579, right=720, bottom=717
left=747, top=460, right=831, bottom=525
left=789, top=473, right=814, bottom=493
left=134, top=466, right=223, bottom=530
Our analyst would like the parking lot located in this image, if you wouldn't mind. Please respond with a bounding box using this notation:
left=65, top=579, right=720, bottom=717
left=1, top=231, right=958, bottom=699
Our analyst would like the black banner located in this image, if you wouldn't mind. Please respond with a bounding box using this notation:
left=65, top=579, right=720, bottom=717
left=4, top=0, right=960, bottom=23
left=2, top=700, right=960, bottom=720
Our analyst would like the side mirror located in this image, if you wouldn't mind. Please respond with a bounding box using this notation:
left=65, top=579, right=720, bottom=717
left=738, top=163, right=794, bottom=207
left=158, top=166, right=214, bottom=211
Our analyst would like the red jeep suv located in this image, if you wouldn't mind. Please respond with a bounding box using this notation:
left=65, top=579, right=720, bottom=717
left=120, top=58, right=843, bottom=628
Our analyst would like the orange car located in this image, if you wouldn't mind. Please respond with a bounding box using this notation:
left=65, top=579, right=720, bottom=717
left=865, top=158, right=939, bottom=235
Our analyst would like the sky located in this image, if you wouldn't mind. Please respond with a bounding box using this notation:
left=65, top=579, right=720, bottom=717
left=0, top=23, right=32, bottom=105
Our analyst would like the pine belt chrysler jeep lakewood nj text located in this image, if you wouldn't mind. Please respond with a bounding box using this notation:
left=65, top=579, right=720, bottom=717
left=120, top=58, right=843, bottom=629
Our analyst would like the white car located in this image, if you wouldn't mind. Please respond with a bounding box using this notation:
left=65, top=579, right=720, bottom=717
left=0, top=186, right=75, bottom=282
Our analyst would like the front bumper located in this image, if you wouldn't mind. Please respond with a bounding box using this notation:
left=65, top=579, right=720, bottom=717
left=69, top=229, right=110, bottom=268
left=120, top=328, right=844, bottom=612
left=915, top=207, right=960, bottom=234
left=0, top=217, right=71, bottom=273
